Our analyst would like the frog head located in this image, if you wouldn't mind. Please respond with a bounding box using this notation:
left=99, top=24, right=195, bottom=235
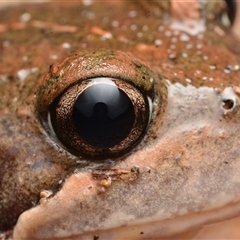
left=1, top=0, right=240, bottom=239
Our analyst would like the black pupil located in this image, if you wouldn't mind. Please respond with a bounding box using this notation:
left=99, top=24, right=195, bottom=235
left=72, top=83, right=135, bottom=148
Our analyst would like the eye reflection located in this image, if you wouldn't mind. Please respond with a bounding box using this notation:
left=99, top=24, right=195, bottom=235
left=72, top=84, right=135, bottom=148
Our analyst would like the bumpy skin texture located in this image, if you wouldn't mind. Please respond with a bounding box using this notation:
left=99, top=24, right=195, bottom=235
left=1, top=1, right=240, bottom=239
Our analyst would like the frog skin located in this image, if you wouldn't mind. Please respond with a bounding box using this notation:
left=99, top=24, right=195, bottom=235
left=1, top=0, right=240, bottom=239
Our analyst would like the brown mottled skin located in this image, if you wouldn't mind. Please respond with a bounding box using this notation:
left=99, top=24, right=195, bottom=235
left=1, top=1, right=240, bottom=239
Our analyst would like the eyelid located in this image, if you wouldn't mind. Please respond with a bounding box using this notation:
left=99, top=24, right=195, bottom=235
left=36, top=49, right=157, bottom=121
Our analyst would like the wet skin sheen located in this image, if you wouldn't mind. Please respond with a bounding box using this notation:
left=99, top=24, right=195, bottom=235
left=1, top=1, right=240, bottom=239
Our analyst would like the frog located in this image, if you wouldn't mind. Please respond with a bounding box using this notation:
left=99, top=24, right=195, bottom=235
left=1, top=0, right=240, bottom=239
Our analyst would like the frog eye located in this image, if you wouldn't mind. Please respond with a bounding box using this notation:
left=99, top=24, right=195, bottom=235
left=49, top=77, right=151, bottom=158
left=37, top=50, right=160, bottom=159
